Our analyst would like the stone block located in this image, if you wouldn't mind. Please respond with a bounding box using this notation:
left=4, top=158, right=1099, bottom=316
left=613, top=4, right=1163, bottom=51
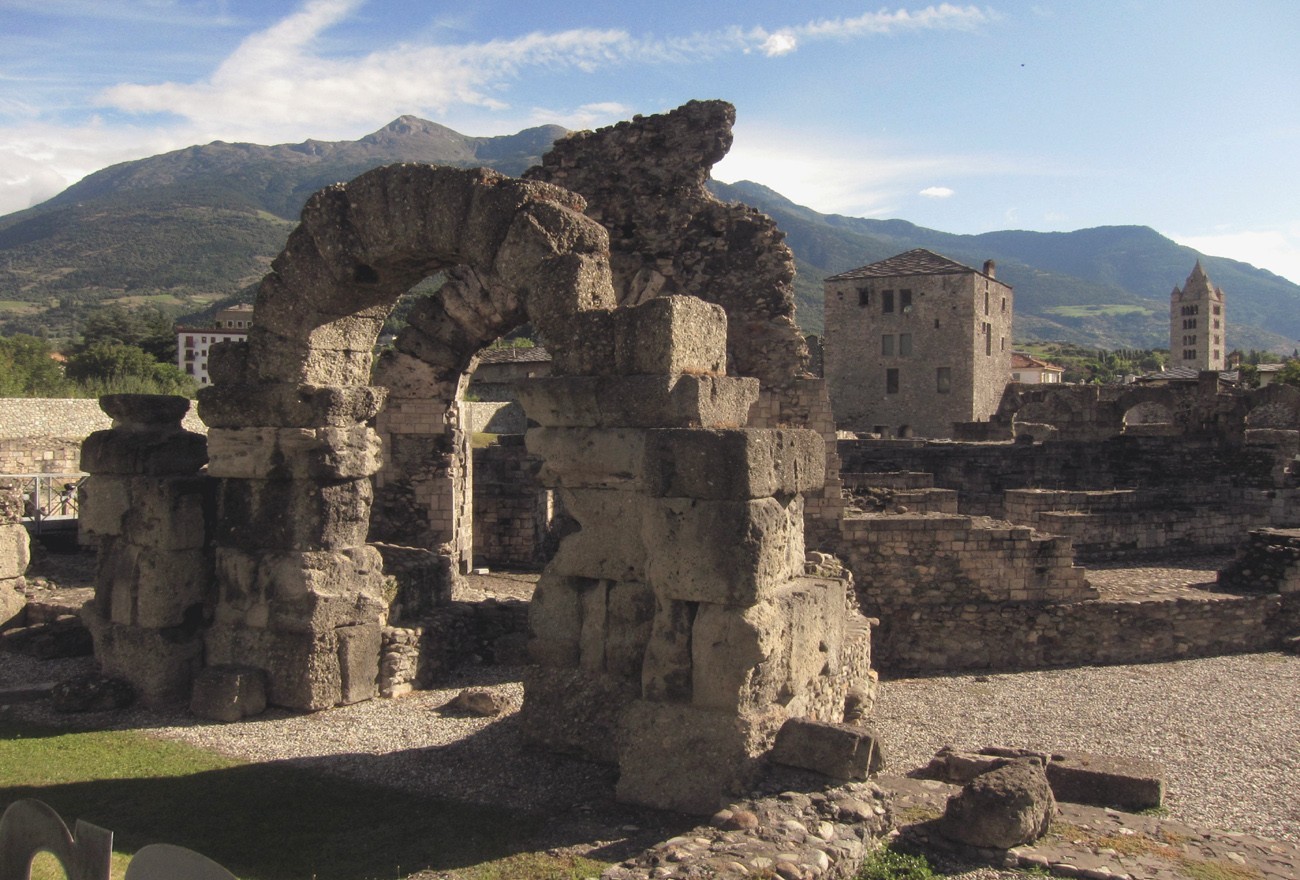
left=1044, top=751, right=1164, bottom=810
left=613, top=295, right=727, bottom=377
left=549, top=489, right=647, bottom=581
left=81, top=428, right=207, bottom=476
left=525, top=427, right=647, bottom=490
left=99, top=393, right=191, bottom=429
left=527, top=573, right=583, bottom=667
left=604, top=580, right=655, bottom=679
left=198, top=382, right=387, bottom=429
left=206, top=426, right=383, bottom=481
left=215, top=477, right=372, bottom=551
left=545, top=310, right=616, bottom=377
left=203, top=623, right=342, bottom=711
left=336, top=623, right=381, bottom=704
left=77, top=476, right=131, bottom=539
left=770, top=717, right=884, bottom=780
left=641, top=597, right=696, bottom=702
left=189, top=665, right=268, bottom=722
left=642, top=428, right=826, bottom=499
left=0, top=579, right=25, bottom=630
left=940, top=758, right=1056, bottom=849
left=616, top=699, right=764, bottom=814
left=0, top=523, right=31, bottom=581
left=644, top=496, right=804, bottom=606
left=83, top=612, right=204, bottom=707
left=214, top=545, right=386, bottom=631
left=691, top=577, right=846, bottom=714
left=120, top=476, right=212, bottom=551
left=517, top=374, right=758, bottom=429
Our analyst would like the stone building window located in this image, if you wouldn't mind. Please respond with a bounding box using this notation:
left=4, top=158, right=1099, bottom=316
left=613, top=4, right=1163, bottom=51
left=1213, top=305, right=1221, bottom=315
left=984, top=291, right=989, bottom=315
left=1000, top=336, right=1005, bottom=351
left=1214, top=349, right=1220, bottom=360
left=984, top=323, right=992, bottom=356
left=882, top=290, right=895, bottom=313
left=936, top=367, right=951, bottom=393
left=886, top=368, right=899, bottom=394
left=900, top=290, right=912, bottom=312
left=858, top=288, right=870, bottom=306
left=1184, top=349, right=1196, bottom=359
left=934, top=319, right=940, bottom=329
left=899, top=333, right=912, bottom=356
left=1002, top=297, right=1007, bottom=313
left=882, top=335, right=894, bottom=356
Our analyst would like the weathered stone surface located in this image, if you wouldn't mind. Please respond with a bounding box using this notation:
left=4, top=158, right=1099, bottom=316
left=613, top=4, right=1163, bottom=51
left=643, top=428, right=826, bottom=499
left=80, top=428, right=207, bottom=475
left=95, top=537, right=212, bottom=628
left=641, top=597, right=696, bottom=702
left=770, top=718, right=884, bottom=780
left=189, top=665, right=268, bottom=722
left=0, top=523, right=30, bottom=581
left=440, top=688, right=502, bottom=716
left=202, top=624, right=343, bottom=711
left=83, top=610, right=204, bottom=707
left=77, top=476, right=131, bottom=539
left=526, top=572, right=582, bottom=668
left=613, top=295, right=727, bottom=377
left=616, top=699, right=765, bottom=814
left=198, top=382, right=387, bottom=429
left=516, top=374, right=759, bottom=429
left=1044, top=751, right=1164, bottom=810
left=215, top=477, right=372, bottom=551
left=548, top=489, right=648, bottom=581
left=206, top=426, right=383, bottom=481
left=941, top=758, right=1056, bottom=849
left=644, top=496, right=804, bottom=605
left=212, top=545, right=386, bottom=631
left=336, top=623, right=380, bottom=704
left=525, top=427, right=647, bottom=491
left=98, top=393, right=191, bottom=429
left=0, top=579, right=25, bottom=630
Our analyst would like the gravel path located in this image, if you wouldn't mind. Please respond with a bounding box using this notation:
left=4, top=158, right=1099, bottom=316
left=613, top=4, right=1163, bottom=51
left=870, top=652, right=1300, bottom=843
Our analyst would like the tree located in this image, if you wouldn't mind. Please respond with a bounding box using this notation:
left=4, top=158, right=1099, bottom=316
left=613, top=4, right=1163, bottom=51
left=65, top=341, right=195, bottom=396
left=1275, top=360, right=1300, bottom=389
left=0, top=334, right=69, bottom=396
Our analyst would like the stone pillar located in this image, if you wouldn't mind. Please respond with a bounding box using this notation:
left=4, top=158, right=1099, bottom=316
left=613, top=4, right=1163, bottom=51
left=198, top=379, right=389, bottom=711
left=0, top=488, right=30, bottom=629
left=518, top=296, right=875, bottom=814
left=79, top=394, right=211, bottom=706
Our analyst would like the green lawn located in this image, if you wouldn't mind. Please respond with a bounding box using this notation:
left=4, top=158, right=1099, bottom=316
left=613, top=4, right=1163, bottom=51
left=1044, top=304, right=1154, bottom=319
left=0, top=718, right=604, bottom=880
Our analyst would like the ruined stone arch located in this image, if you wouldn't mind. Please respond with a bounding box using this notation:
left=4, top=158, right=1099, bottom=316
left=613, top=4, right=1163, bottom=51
left=197, top=164, right=617, bottom=712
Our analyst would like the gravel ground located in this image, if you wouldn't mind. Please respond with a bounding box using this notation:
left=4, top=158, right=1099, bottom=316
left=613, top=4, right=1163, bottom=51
left=870, top=652, right=1300, bottom=843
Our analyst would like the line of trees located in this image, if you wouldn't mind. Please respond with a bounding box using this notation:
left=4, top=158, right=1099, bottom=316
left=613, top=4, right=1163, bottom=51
left=0, top=305, right=195, bottom=398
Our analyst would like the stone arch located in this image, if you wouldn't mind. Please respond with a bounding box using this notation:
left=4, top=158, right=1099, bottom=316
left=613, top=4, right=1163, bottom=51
left=1121, top=399, right=1176, bottom=435
left=197, top=165, right=616, bottom=712
left=1245, top=383, right=1300, bottom=429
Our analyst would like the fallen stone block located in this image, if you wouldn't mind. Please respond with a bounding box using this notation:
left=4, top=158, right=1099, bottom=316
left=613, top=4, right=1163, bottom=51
left=51, top=673, right=135, bottom=713
left=940, top=757, right=1055, bottom=849
left=1044, top=750, right=1165, bottom=810
left=770, top=717, right=884, bottom=780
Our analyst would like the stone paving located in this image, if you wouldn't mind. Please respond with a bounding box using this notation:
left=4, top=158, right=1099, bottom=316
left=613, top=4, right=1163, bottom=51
left=887, top=774, right=1300, bottom=880
left=1084, top=554, right=1237, bottom=602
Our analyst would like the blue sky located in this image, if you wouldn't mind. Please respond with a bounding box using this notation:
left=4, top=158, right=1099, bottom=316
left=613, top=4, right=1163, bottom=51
left=3, top=0, right=1298, bottom=283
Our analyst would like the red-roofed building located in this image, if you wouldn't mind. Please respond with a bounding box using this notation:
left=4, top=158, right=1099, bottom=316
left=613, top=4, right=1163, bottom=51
left=1010, top=352, right=1065, bottom=384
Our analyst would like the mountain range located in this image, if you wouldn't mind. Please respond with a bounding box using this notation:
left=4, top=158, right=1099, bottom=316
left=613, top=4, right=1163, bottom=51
left=1, top=116, right=1297, bottom=354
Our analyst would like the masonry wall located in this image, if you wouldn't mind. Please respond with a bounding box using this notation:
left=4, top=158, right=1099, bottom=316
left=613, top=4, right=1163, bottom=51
left=841, top=513, right=1091, bottom=613
left=871, top=591, right=1300, bottom=674
left=471, top=440, right=554, bottom=569
left=824, top=270, right=1011, bottom=438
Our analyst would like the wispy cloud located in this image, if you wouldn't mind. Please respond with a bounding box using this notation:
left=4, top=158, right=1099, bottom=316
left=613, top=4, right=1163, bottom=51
left=752, top=4, right=993, bottom=57
left=1172, top=226, right=1300, bottom=286
left=920, top=186, right=955, bottom=198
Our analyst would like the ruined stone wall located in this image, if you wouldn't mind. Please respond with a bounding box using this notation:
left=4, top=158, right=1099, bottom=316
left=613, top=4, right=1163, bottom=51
left=471, top=440, right=553, bottom=568
left=841, top=513, right=1092, bottom=614
left=838, top=436, right=1292, bottom=519
left=1005, top=488, right=1287, bottom=561
left=1218, top=528, right=1300, bottom=593
left=871, top=591, right=1300, bottom=674
left=0, top=487, right=29, bottom=628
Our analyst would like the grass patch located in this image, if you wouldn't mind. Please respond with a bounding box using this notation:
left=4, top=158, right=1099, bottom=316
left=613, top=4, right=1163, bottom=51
left=471, top=432, right=499, bottom=448
left=1178, top=859, right=1264, bottom=880
left=0, top=300, right=43, bottom=314
left=855, top=846, right=935, bottom=880
left=0, top=717, right=551, bottom=880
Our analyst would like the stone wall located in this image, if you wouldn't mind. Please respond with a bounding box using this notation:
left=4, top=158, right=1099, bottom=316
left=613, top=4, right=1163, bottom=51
left=1218, top=528, right=1300, bottom=593
left=842, top=513, right=1092, bottom=614
left=0, top=486, right=29, bottom=628
left=871, top=591, right=1300, bottom=674
left=471, top=439, right=554, bottom=568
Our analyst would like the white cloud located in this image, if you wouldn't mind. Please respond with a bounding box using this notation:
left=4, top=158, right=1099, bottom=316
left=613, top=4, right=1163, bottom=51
left=0, top=151, right=69, bottom=214
left=760, top=33, right=799, bottom=57
left=919, top=186, right=955, bottom=198
left=1171, top=226, right=1300, bottom=286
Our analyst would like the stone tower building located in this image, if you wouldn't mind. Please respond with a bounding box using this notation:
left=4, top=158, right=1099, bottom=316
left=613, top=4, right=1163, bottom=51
left=824, top=249, right=1012, bottom=438
left=1169, top=261, right=1225, bottom=371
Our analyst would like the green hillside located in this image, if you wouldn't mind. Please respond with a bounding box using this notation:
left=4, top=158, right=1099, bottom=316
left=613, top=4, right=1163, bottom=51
left=1, top=116, right=1296, bottom=355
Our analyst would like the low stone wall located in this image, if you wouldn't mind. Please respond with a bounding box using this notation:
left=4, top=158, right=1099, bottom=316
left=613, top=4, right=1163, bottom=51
left=870, top=592, right=1300, bottom=674
left=462, top=400, right=527, bottom=436
left=842, top=513, right=1092, bottom=612
left=1004, top=488, right=1291, bottom=562
left=1218, top=528, right=1300, bottom=593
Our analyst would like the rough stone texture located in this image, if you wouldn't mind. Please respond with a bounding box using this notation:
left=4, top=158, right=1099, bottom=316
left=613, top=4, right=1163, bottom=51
left=770, top=718, right=885, bottom=780
left=0, top=523, right=31, bottom=582
left=1218, top=528, right=1300, bottom=593
left=1044, top=750, right=1164, bottom=811
left=940, top=758, right=1056, bottom=849
left=189, top=665, right=268, bottom=722
left=79, top=395, right=213, bottom=707
left=49, top=673, right=134, bottom=713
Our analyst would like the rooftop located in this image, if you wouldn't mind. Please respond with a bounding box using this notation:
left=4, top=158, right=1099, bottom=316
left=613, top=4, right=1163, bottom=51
left=825, top=248, right=990, bottom=282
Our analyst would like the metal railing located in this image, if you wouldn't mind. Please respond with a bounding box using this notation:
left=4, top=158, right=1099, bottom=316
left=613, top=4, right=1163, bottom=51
left=2, top=473, right=86, bottom=534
